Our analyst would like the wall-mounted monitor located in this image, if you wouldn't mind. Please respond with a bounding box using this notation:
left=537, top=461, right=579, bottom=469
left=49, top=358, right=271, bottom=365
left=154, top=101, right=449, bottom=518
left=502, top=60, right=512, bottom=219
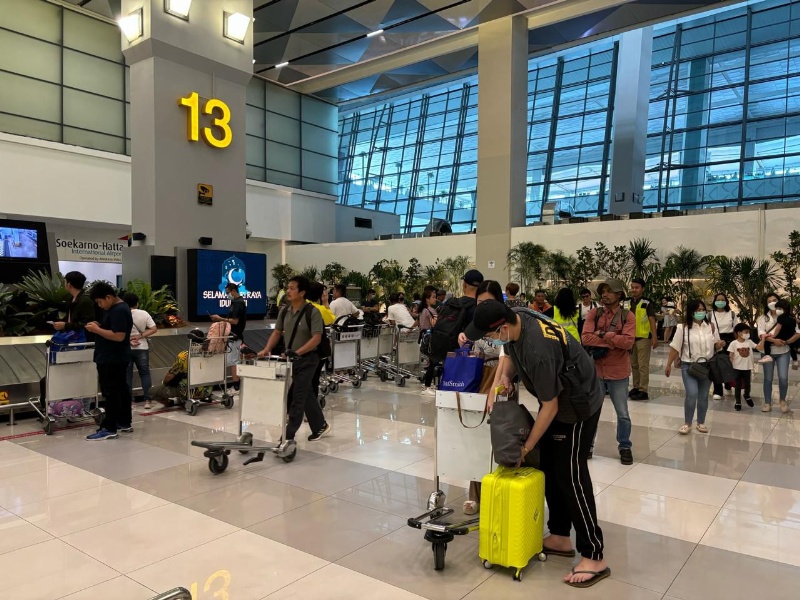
left=186, top=249, right=267, bottom=321
left=0, top=219, right=52, bottom=284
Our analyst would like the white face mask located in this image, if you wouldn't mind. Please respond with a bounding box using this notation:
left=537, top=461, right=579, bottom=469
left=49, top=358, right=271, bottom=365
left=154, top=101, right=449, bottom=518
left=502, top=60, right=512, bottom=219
left=742, top=333, right=750, bottom=340
left=776, top=309, right=785, bottom=316
left=768, top=301, right=778, bottom=311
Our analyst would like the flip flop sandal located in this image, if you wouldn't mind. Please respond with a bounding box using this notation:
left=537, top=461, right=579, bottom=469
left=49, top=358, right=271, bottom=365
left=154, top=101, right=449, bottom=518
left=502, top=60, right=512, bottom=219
left=542, top=546, right=577, bottom=558
left=566, top=567, right=612, bottom=588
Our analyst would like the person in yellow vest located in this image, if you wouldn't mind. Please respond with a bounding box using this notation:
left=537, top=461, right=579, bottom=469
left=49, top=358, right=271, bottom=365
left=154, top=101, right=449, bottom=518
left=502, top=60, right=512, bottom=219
left=626, top=278, right=659, bottom=400
left=544, top=288, right=581, bottom=342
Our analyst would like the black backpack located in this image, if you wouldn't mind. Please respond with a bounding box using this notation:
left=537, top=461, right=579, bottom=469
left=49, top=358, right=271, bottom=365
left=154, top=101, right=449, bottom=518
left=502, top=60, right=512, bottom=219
left=429, top=296, right=475, bottom=361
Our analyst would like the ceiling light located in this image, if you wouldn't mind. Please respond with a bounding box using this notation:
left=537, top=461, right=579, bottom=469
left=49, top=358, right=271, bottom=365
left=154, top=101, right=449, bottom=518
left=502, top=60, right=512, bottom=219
left=118, top=8, right=143, bottom=43
left=223, top=11, right=250, bottom=43
left=276, top=61, right=289, bottom=68
left=366, top=29, right=384, bottom=38
left=164, top=0, right=192, bottom=20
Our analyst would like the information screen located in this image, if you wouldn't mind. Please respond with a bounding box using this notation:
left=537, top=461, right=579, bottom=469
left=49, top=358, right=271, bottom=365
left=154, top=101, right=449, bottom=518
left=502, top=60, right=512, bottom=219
left=187, top=249, right=267, bottom=320
left=0, top=228, right=38, bottom=259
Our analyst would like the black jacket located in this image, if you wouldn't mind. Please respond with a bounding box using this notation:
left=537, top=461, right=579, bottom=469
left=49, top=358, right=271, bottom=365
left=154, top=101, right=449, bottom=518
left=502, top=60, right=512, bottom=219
left=64, top=291, right=98, bottom=339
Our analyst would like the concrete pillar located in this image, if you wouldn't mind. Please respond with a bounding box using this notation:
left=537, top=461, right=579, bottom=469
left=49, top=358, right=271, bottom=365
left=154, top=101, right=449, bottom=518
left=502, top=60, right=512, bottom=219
left=475, top=16, right=528, bottom=280
left=609, top=27, right=653, bottom=214
left=120, top=0, right=252, bottom=294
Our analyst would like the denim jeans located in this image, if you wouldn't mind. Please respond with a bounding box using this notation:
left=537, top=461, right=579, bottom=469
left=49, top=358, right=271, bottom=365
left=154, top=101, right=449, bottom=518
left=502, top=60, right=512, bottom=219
left=681, top=362, right=712, bottom=425
left=127, top=349, right=152, bottom=401
left=762, top=351, right=790, bottom=405
left=600, top=377, right=632, bottom=449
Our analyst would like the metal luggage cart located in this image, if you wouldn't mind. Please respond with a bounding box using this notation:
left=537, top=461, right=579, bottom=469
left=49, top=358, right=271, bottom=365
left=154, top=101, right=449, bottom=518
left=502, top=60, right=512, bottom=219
left=358, top=323, right=392, bottom=377
left=191, top=357, right=297, bottom=473
left=323, top=318, right=365, bottom=393
left=378, top=326, right=420, bottom=387
left=28, top=341, right=104, bottom=435
left=185, top=333, right=235, bottom=416
left=407, top=391, right=495, bottom=571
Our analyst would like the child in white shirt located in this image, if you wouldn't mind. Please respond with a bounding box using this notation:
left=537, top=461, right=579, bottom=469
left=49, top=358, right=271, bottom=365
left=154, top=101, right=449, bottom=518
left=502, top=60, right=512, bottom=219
left=728, top=323, right=757, bottom=411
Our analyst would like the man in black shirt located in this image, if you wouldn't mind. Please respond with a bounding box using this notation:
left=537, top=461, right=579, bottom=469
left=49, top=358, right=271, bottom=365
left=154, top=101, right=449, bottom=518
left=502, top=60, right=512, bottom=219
left=52, top=271, right=97, bottom=338
left=212, top=282, right=247, bottom=391
left=85, top=282, right=133, bottom=441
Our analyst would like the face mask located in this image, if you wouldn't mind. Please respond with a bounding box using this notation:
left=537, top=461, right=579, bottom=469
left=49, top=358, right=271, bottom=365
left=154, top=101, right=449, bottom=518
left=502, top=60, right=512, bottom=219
left=715, top=301, right=726, bottom=309
left=488, top=328, right=510, bottom=347
left=768, top=301, right=777, bottom=311
left=742, top=333, right=751, bottom=340
left=776, top=309, right=785, bottom=316
left=694, top=311, right=707, bottom=321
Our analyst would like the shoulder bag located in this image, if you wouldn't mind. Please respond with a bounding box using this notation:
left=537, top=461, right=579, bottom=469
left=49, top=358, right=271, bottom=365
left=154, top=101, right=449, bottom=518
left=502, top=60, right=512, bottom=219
left=682, top=325, right=710, bottom=380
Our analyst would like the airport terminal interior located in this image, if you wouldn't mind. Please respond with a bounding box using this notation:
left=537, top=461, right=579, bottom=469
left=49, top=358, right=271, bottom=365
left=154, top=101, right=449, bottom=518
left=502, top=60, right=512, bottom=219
left=4, top=0, right=800, bottom=598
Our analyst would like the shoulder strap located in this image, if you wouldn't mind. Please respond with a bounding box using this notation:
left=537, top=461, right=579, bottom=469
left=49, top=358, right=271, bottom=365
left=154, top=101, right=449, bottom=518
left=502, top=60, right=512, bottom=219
left=593, top=306, right=605, bottom=328
left=287, top=303, right=311, bottom=349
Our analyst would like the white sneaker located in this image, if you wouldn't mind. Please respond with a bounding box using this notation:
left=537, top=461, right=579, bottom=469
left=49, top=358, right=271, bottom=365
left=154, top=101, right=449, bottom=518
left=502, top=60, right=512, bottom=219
left=421, top=387, right=437, bottom=397
left=713, top=394, right=722, bottom=400
left=793, top=360, right=799, bottom=371
left=762, top=403, right=772, bottom=412
left=757, top=356, right=773, bottom=364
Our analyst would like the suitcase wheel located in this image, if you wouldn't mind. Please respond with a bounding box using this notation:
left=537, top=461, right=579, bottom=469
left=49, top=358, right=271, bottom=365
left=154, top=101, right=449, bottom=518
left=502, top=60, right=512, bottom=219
left=483, top=560, right=493, bottom=570
left=513, top=570, right=522, bottom=582
left=538, top=552, right=548, bottom=562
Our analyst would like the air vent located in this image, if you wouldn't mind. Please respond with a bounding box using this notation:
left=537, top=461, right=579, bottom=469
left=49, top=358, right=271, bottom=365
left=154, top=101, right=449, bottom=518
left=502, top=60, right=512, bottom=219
left=354, top=217, right=373, bottom=229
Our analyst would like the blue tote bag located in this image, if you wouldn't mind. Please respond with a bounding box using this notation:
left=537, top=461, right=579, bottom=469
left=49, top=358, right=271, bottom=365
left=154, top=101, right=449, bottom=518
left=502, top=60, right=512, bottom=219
left=439, top=347, right=485, bottom=393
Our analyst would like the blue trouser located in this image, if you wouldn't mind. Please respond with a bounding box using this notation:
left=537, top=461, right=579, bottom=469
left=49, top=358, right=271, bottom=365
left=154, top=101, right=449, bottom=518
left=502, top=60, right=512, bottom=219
left=762, top=351, right=790, bottom=405
left=126, top=349, right=152, bottom=401
left=681, top=362, right=712, bottom=425
left=600, top=377, right=632, bottom=449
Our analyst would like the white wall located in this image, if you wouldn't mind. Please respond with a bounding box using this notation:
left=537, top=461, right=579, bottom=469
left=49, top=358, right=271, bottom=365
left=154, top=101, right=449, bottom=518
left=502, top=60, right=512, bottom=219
left=335, top=205, right=401, bottom=242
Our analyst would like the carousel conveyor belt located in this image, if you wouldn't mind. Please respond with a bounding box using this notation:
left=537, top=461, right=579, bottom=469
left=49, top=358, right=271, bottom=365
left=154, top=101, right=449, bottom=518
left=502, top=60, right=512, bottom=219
left=0, top=327, right=274, bottom=386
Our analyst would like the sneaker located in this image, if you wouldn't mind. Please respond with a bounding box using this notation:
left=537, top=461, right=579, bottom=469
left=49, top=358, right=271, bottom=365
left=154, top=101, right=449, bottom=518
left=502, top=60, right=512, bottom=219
left=421, top=387, right=437, bottom=397
left=144, top=400, right=153, bottom=410
left=713, top=394, right=723, bottom=401
left=118, top=425, right=134, bottom=433
left=745, top=397, right=754, bottom=407
left=762, top=403, right=772, bottom=412
left=735, top=402, right=742, bottom=412
left=619, top=448, right=633, bottom=465
left=635, top=392, right=649, bottom=401
left=781, top=400, right=790, bottom=414
left=794, top=360, right=799, bottom=371
left=86, top=429, right=118, bottom=441
left=308, top=423, right=331, bottom=442
left=627, top=389, right=637, bottom=398
left=757, top=356, right=773, bottom=364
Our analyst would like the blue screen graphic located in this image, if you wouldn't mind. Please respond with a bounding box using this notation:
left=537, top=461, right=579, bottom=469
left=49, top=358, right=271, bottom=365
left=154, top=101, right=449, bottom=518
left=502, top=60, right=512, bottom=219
left=194, top=249, right=267, bottom=316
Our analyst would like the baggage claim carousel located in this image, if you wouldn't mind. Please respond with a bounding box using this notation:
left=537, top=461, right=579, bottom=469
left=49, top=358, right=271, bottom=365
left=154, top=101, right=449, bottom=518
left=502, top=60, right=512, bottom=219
left=0, top=324, right=276, bottom=427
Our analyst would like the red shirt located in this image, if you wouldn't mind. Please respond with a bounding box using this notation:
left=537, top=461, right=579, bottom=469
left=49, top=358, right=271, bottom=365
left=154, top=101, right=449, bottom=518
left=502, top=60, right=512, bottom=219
left=581, top=305, right=636, bottom=381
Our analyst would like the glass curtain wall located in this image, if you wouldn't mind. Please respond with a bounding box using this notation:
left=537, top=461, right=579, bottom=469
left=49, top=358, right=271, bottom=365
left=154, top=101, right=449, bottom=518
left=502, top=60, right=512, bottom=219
left=646, top=0, right=800, bottom=209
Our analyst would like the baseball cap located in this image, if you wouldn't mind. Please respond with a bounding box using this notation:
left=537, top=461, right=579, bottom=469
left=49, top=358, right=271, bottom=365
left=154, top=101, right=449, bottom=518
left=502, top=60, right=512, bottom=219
left=462, top=269, right=484, bottom=287
left=597, top=279, right=626, bottom=295
left=465, top=300, right=516, bottom=341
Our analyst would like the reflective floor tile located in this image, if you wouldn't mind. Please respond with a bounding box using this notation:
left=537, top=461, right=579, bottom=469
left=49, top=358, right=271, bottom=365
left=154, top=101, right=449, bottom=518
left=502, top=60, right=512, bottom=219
left=62, top=503, right=238, bottom=573
left=388, top=425, right=436, bottom=450
left=14, top=481, right=168, bottom=537
left=250, top=496, right=406, bottom=562
left=1, top=538, right=117, bottom=600
left=595, top=486, right=719, bottom=543
left=0, top=451, right=64, bottom=480
left=595, top=521, right=696, bottom=594
left=462, top=567, right=662, bottom=600
left=59, top=576, right=154, bottom=600
left=724, top=481, right=800, bottom=521
left=0, top=463, right=109, bottom=511
left=741, top=444, right=800, bottom=491
left=76, top=445, right=195, bottom=481
left=29, top=437, right=152, bottom=465
left=591, top=422, right=675, bottom=462
left=613, top=463, right=737, bottom=507
left=587, top=456, right=636, bottom=486
left=129, top=529, right=327, bottom=600
left=261, top=455, right=389, bottom=496
left=700, top=507, right=800, bottom=567
left=333, top=471, right=465, bottom=518
left=179, top=476, right=324, bottom=528
left=667, top=544, right=800, bottom=600
left=293, top=431, right=379, bottom=456
left=332, top=438, right=432, bottom=471
left=643, top=434, right=761, bottom=480
left=337, top=526, right=494, bottom=600
left=0, top=508, right=52, bottom=555
left=0, top=440, right=32, bottom=456
left=122, top=459, right=257, bottom=502
left=267, top=563, right=427, bottom=599
left=397, top=457, right=435, bottom=481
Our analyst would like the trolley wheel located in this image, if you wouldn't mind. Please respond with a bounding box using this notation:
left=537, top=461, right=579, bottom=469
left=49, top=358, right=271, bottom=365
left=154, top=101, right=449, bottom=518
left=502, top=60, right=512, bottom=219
left=538, top=552, right=548, bottom=562
left=352, top=378, right=362, bottom=389
left=329, top=381, right=339, bottom=394
left=281, top=445, right=297, bottom=463
left=379, top=371, right=388, bottom=382
left=43, top=418, right=55, bottom=435
left=513, top=570, right=522, bottom=582
left=208, top=453, right=229, bottom=474
left=483, top=560, right=493, bottom=570
left=237, top=431, right=253, bottom=454
left=187, top=402, right=199, bottom=416
left=318, top=395, right=327, bottom=409
left=222, top=396, right=234, bottom=409
left=396, top=376, right=406, bottom=387
left=319, top=384, right=329, bottom=396
left=359, top=370, right=368, bottom=381
left=432, top=542, right=447, bottom=571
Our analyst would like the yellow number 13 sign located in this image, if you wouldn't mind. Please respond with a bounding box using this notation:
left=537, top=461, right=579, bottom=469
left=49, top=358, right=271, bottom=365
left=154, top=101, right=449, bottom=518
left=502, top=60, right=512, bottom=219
left=178, top=92, right=232, bottom=149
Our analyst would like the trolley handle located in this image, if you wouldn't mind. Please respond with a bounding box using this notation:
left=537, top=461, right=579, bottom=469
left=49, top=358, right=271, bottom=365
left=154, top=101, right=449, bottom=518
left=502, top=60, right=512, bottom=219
left=45, top=340, right=95, bottom=349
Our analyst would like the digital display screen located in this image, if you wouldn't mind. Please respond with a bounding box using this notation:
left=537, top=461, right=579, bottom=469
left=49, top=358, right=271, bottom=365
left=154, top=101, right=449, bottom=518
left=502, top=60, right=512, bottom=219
left=0, top=228, right=38, bottom=259
left=187, top=249, right=267, bottom=320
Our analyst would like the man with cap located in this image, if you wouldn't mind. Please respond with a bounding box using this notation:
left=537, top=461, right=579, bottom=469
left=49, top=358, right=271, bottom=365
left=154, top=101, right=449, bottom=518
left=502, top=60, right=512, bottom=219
left=581, top=279, right=636, bottom=465
left=466, top=301, right=609, bottom=589
left=626, top=277, right=658, bottom=400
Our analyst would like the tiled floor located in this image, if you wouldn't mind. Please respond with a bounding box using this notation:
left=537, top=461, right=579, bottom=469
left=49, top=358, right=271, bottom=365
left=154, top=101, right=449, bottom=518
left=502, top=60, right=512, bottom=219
left=3, top=345, right=800, bottom=598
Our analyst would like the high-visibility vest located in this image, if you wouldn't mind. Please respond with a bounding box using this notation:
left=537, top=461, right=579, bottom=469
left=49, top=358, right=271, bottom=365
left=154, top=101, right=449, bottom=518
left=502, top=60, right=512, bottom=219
left=632, top=299, right=652, bottom=338
left=553, top=307, right=580, bottom=342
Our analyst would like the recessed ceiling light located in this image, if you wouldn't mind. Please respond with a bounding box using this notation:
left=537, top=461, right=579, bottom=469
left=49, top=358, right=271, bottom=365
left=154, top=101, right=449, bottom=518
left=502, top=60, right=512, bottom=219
left=366, top=29, right=384, bottom=38
left=118, top=8, right=143, bottom=43
left=164, top=0, right=191, bottom=20
left=223, top=11, right=251, bottom=43
left=276, top=61, right=289, bottom=68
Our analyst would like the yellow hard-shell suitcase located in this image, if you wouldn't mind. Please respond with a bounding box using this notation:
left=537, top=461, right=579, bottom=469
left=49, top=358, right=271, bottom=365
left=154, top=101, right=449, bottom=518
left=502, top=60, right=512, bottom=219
left=479, top=466, right=546, bottom=581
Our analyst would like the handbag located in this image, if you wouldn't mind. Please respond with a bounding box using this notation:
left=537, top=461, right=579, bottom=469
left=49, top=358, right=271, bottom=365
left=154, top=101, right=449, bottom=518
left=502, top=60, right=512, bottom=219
left=682, top=324, right=711, bottom=380
left=708, top=351, right=736, bottom=385
left=489, top=400, right=539, bottom=467
left=478, top=363, right=498, bottom=395
left=439, top=347, right=485, bottom=393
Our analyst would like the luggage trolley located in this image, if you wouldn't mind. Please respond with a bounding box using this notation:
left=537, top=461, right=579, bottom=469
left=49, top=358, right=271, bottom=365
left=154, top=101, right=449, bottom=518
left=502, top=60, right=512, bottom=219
left=29, top=341, right=104, bottom=435
left=379, top=325, right=420, bottom=387
left=185, top=331, right=235, bottom=416
left=191, top=356, right=297, bottom=474
left=323, top=316, right=365, bottom=393
left=358, top=323, right=392, bottom=378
